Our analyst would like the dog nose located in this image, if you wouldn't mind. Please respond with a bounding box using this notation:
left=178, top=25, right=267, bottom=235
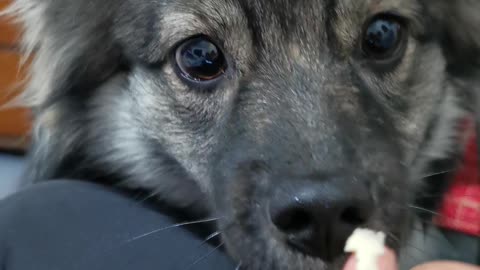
left=268, top=178, right=373, bottom=261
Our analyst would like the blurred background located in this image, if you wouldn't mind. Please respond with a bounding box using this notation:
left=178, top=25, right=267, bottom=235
left=0, top=0, right=28, bottom=198
left=0, top=0, right=30, bottom=153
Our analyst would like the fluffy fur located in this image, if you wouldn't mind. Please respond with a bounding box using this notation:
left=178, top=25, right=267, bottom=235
left=3, top=0, right=480, bottom=269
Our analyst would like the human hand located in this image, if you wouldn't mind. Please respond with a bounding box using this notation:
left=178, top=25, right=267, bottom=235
left=343, top=248, right=480, bottom=270
left=411, top=261, right=480, bottom=270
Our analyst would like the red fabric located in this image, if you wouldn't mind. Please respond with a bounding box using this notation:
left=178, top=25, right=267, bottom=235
left=435, top=131, right=480, bottom=237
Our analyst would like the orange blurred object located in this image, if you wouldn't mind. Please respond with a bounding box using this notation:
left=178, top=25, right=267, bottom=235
left=0, top=0, right=31, bottom=150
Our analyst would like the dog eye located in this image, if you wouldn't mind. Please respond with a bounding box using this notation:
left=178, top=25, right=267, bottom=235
left=175, top=37, right=227, bottom=82
left=362, top=15, right=404, bottom=59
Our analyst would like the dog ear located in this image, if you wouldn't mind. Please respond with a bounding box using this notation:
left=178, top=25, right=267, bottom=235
left=413, top=1, right=480, bottom=221
left=425, top=0, right=480, bottom=168
left=2, top=0, right=126, bottom=181
left=3, top=0, right=125, bottom=108
left=424, top=0, right=480, bottom=75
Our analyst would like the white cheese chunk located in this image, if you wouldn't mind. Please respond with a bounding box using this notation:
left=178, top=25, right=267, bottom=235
left=344, top=228, right=386, bottom=270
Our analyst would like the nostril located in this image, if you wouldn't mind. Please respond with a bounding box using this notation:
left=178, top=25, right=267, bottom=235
left=272, top=207, right=314, bottom=233
left=340, top=206, right=369, bottom=226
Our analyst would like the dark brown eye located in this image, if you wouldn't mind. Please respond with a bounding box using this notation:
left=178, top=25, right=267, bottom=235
left=175, top=37, right=227, bottom=82
left=362, top=15, right=404, bottom=59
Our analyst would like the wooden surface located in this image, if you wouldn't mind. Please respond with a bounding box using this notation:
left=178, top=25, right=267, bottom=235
left=0, top=0, right=31, bottom=150
left=0, top=1, right=18, bottom=46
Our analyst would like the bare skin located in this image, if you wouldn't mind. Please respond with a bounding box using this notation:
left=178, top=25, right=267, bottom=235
left=344, top=249, right=480, bottom=270
left=412, top=262, right=480, bottom=270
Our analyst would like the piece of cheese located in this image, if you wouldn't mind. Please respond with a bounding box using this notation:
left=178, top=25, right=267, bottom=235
left=344, top=228, right=386, bottom=270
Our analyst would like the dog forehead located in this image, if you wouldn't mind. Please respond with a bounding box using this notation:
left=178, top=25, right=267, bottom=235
left=173, top=0, right=419, bottom=22
left=166, top=0, right=420, bottom=42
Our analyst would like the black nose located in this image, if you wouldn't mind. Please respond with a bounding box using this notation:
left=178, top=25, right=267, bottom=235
left=268, top=177, right=373, bottom=261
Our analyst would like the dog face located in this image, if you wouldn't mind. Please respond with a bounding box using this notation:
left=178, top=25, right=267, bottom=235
left=6, top=0, right=479, bottom=269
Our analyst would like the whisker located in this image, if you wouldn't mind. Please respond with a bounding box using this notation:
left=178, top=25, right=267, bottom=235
left=389, top=204, right=445, bottom=219
left=197, top=221, right=236, bottom=248
left=387, top=231, right=437, bottom=259
left=407, top=205, right=443, bottom=217
left=200, top=231, right=222, bottom=245
left=73, top=216, right=223, bottom=269
left=137, top=189, right=163, bottom=204
left=125, top=217, right=222, bottom=243
left=386, top=231, right=401, bottom=243
left=386, top=232, right=424, bottom=263
left=185, top=242, right=225, bottom=270
left=387, top=232, right=442, bottom=265
left=169, top=228, right=229, bottom=269
left=420, top=169, right=455, bottom=179
left=235, top=261, right=243, bottom=270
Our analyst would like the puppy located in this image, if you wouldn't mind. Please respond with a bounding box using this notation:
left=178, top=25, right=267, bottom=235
left=4, top=0, right=480, bottom=269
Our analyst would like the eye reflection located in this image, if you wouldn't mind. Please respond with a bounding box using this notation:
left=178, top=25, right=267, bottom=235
left=176, top=38, right=227, bottom=81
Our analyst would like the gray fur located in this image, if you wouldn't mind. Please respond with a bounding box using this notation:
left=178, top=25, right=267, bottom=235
left=3, top=0, right=480, bottom=269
